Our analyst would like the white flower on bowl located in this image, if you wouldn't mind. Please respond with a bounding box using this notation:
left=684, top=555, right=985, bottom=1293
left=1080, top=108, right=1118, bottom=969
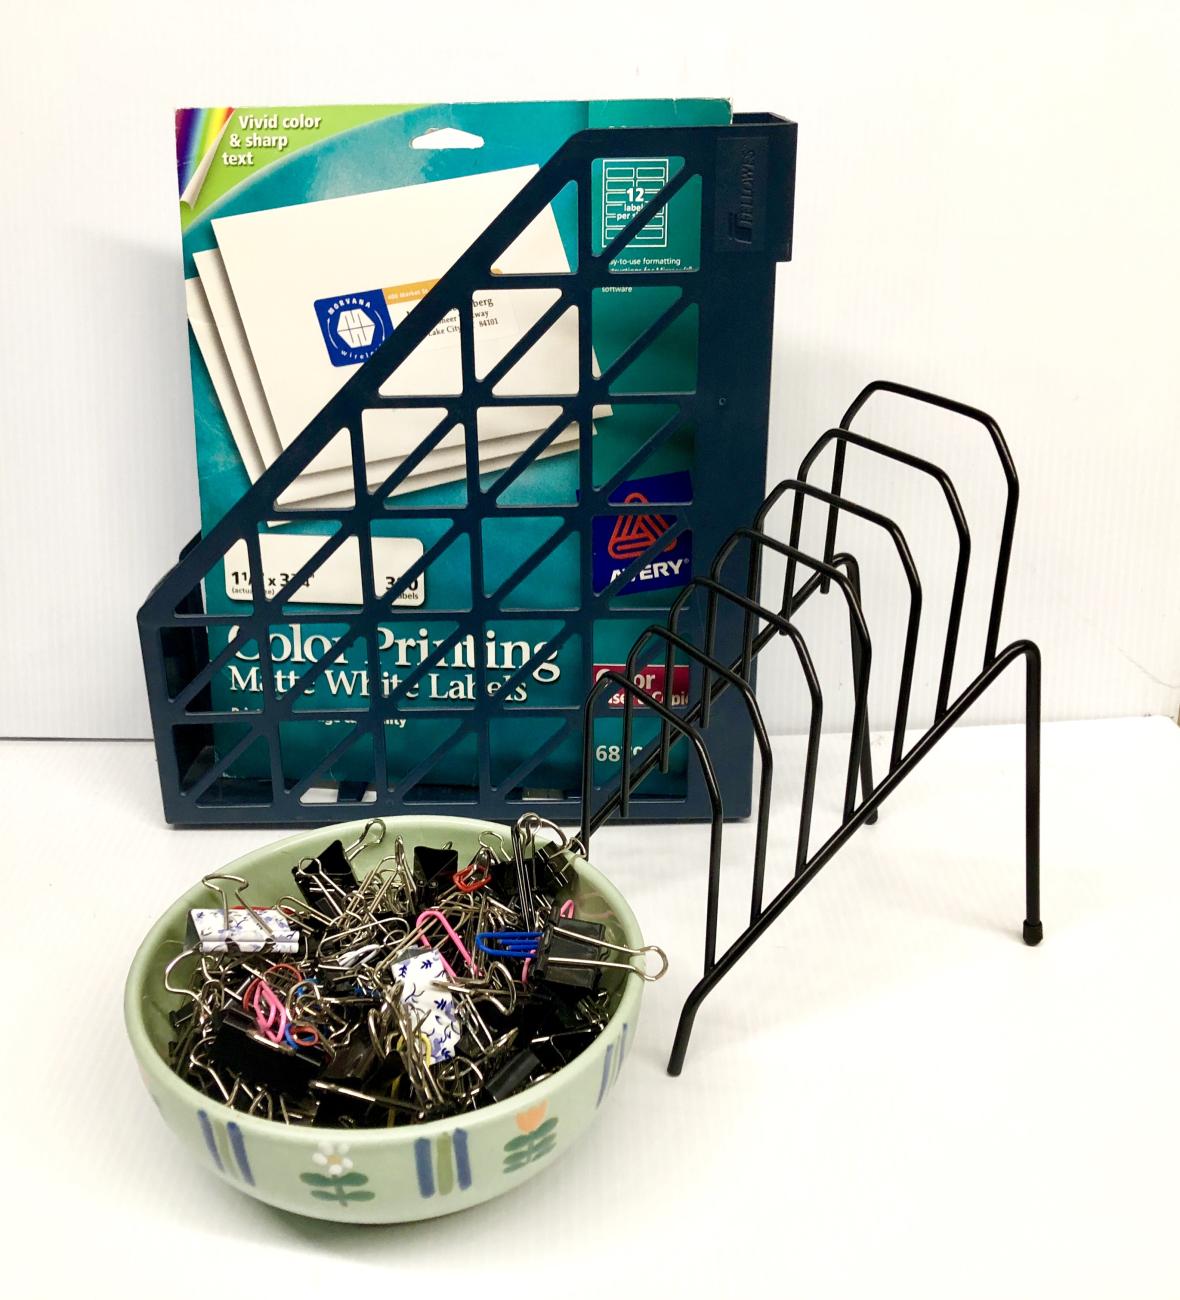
left=313, top=1142, right=353, bottom=1178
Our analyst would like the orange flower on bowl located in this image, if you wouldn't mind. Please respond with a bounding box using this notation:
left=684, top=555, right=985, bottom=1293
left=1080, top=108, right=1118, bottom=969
left=515, top=1101, right=548, bottom=1133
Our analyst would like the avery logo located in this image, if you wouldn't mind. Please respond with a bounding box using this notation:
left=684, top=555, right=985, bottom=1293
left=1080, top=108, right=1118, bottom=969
left=313, top=289, right=394, bottom=367
left=592, top=471, right=693, bottom=596
left=606, top=493, right=678, bottom=562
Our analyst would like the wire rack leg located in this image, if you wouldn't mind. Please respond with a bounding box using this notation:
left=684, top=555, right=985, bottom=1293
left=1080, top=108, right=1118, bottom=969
left=1021, top=640, right=1043, bottom=945
left=667, top=638, right=1043, bottom=1076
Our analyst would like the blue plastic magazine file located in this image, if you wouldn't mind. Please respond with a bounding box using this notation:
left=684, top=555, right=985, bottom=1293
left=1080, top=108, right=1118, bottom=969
left=167, top=99, right=778, bottom=818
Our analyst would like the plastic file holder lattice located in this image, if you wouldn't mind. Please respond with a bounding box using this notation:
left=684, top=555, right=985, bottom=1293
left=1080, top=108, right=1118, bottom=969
left=139, top=114, right=798, bottom=826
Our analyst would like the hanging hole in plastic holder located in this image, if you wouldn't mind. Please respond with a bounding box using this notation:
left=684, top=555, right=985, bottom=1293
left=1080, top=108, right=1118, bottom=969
left=488, top=303, right=580, bottom=398
left=360, top=409, right=466, bottom=502
left=188, top=633, right=262, bottom=717
left=473, top=288, right=574, bottom=389
left=369, top=518, right=469, bottom=612
left=272, top=427, right=357, bottom=513
left=474, top=404, right=579, bottom=501
left=592, top=488, right=693, bottom=612
left=174, top=725, right=274, bottom=809
left=237, top=520, right=360, bottom=617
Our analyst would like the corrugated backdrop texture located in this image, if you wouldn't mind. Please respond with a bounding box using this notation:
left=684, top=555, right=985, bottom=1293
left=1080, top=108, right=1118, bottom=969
left=1, top=0, right=1177, bottom=738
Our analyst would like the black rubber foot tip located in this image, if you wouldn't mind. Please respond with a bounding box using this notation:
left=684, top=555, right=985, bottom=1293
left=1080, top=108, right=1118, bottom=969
left=1022, top=920, right=1043, bottom=946
left=865, top=809, right=879, bottom=826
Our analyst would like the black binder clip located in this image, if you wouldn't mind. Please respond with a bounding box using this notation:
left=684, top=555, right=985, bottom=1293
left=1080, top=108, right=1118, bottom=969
left=414, top=842, right=459, bottom=892
left=208, top=1010, right=326, bottom=1094
left=292, top=842, right=356, bottom=917
left=507, top=813, right=579, bottom=927
left=485, top=1049, right=543, bottom=1103
left=534, top=919, right=609, bottom=995
left=476, top=922, right=669, bottom=997
left=291, top=818, right=386, bottom=915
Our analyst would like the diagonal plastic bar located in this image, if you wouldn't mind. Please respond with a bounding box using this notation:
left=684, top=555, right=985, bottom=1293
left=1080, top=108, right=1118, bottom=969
left=597, top=294, right=695, bottom=390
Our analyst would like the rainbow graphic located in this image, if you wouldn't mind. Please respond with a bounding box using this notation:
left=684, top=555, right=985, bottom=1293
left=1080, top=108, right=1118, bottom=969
left=175, top=107, right=234, bottom=204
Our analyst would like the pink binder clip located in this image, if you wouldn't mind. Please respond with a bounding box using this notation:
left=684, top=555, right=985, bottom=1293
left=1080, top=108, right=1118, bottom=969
left=415, top=908, right=479, bottom=977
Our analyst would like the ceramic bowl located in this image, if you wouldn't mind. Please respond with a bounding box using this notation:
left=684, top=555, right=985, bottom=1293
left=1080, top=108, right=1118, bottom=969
left=125, top=815, right=642, bottom=1223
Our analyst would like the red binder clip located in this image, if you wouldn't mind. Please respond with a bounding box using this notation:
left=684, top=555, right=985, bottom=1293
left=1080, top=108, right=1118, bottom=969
left=453, top=853, right=492, bottom=894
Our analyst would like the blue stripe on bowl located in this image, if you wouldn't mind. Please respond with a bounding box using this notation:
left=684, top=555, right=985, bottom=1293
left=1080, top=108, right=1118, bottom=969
left=414, top=1137, right=435, bottom=1197
left=197, top=1110, right=223, bottom=1172
left=596, top=1043, right=615, bottom=1107
left=226, top=1121, right=254, bottom=1185
left=453, top=1128, right=472, bottom=1190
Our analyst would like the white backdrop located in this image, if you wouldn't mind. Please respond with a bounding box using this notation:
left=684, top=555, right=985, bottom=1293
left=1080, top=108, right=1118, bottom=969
left=1, top=0, right=1177, bottom=739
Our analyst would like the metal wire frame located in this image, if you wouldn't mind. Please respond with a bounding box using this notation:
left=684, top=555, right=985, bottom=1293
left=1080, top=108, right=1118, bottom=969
left=622, top=626, right=774, bottom=942
left=717, top=528, right=874, bottom=820
left=582, top=670, right=725, bottom=963
left=666, top=579, right=824, bottom=886
left=823, top=379, right=1018, bottom=671
left=579, top=380, right=1043, bottom=1075
left=791, top=431, right=970, bottom=720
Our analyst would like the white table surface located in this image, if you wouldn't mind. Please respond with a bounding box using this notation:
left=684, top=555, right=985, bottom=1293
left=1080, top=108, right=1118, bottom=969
left=4, top=717, right=1178, bottom=1297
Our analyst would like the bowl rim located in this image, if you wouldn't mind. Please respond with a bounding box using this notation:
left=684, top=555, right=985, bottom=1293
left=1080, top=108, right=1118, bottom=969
left=124, top=814, right=645, bottom=1146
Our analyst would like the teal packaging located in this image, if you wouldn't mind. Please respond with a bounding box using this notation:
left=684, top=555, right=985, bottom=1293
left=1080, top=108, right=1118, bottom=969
left=174, top=99, right=760, bottom=809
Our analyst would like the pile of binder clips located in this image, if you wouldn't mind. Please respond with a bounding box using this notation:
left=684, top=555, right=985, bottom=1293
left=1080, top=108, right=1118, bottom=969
left=164, top=815, right=667, bottom=1127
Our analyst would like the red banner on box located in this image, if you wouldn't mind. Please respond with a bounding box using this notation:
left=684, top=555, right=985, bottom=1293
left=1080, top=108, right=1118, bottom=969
left=593, top=663, right=690, bottom=709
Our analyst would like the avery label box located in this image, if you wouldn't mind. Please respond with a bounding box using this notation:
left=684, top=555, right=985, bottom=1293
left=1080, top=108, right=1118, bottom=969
left=175, top=99, right=760, bottom=808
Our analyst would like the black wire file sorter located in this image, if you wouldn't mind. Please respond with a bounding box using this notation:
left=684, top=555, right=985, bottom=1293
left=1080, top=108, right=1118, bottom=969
left=580, top=379, right=1043, bottom=1073
left=139, top=113, right=798, bottom=825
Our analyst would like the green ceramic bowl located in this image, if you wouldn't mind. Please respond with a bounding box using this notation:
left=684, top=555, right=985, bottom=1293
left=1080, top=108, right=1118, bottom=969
left=125, top=815, right=643, bottom=1223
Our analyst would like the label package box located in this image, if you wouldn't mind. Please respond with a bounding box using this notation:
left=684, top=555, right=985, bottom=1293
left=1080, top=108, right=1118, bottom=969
left=174, top=99, right=768, bottom=813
